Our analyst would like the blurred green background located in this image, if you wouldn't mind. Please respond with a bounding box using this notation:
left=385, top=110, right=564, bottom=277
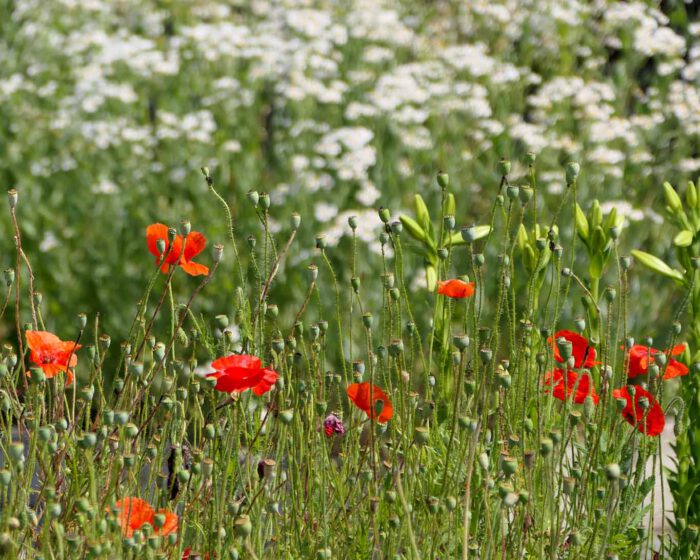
left=1, top=0, right=698, bottom=345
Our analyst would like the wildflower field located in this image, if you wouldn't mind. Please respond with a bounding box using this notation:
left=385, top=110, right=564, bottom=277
left=2, top=0, right=700, bottom=558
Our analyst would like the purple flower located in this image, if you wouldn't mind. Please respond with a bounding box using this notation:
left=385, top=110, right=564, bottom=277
left=323, top=414, right=345, bottom=437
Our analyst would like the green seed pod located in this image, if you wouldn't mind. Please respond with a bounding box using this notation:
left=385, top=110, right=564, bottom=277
left=519, top=186, right=533, bottom=204
left=540, top=438, right=553, bottom=457
left=315, top=235, right=326, bottom=250
left=605, top=463, right=621, bottom=480
left=290, top=212, right=301, bottom=230
left=3, top=269, right=14, bottom=287
left=378, top=207, right=391, bottom=224
left=259, top=192, right=270, bottom=210
left=497, top=158, right=511, bottom=176
left=279, top=409, right=294, bottom=425
left=565, top=162, right=580, bottom=185
left=437, top=171, right=449, bottom=189
left=348, top=216, right=358, bottom=230
left=414, top=426, right=430, bottom=446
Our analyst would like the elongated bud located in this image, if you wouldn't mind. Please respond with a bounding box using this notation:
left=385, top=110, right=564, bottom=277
left=663, top=182, right=682, bottom=213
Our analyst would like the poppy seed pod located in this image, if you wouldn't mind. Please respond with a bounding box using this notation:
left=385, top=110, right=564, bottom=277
left=180, top=220, right=191, bottom=237
left=414, top=426, right=430, bottom=445
left=315, top=235, right=326, bottom=250
left=437, top=247, right=448, bottom=260
left=506, top=185, right=519, bottom=200
left=290, top=212, right=301, bottom=230
left=167, top=228, right=177, bottom=244
left=479, top=348, right=493, bottom=364
left=497, top=158, right=511, bottom=176
left=246, top=190, right=259, bottom=207
left=7, top=189, right=17, bottom=209
left=620, top=255, right=632, bottom=270
left=478, top=452, right=489, bottom=471
left=301, top=266, right=316, bottom=287
left=378, top=207, right=391, bottom=223
left=473, top=253, right=485, bottom=267
left=605, top=463, right=621, bottom=480
left=519, top=186, right=533, bottom=204
left=437, top=171, right=449, bottom=189
left=444, top=215, right=455, bottom=231
left=461, top=226, right=478, bottom=243
left=348, top=215, right=358, bottom=230
left=234, top=515, right=252, bottom=537
left=453, top=334, right=470, bottom=350
left=379, top=232, right=389, bottom=245
left=540, top=438, right=553, bottom=457
left=390, top=220, right=402, bottom=234
left=3, top=269, right=14, bottom=287
left=211, top=243, right=224, bottom=264
left=259, top=192, right=270, bottom=210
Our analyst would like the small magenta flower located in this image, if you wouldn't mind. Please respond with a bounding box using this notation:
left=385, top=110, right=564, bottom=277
left=323, top=414, right=345, bottom=437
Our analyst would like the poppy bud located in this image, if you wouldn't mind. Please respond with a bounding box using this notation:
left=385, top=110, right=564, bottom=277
left=7, top=189, right=17, bottom=210
left=497, top=158, right=511, bottom=177
left=348, top=215, right=358, bottom=230
left=247, top=190, right=259, bottom=207
left=290, top=212, right=301, bottom=230
left=3, top=269, right=14, bottom=287
left=584, top=395, right=596, bottom=420
left=378, top=207, right=391, bottom=223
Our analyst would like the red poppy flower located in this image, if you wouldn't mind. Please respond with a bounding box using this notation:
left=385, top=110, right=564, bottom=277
left=437, top=279, right=475, bottom=299
left=146, top=223, right=209, bottom=276
left=548, top=330, right=597, bottom=369
left=543, top=369, right=599, bottom=405
left=627, top=344, right=688, bottom=380
left=347, top=382, right=393, bottom=423
left=612, top=385, right=665, bottom=436
left=26, top=330, right=81, bottom=385
left=206, top=355, right=278, bottom=396
left=112, top=497, right=178, bottom=537
left=183, top=548, right=212, bottom=560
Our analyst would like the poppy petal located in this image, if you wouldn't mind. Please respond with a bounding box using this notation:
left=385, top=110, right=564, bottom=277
left=184, top=231, right=207, bottom=261
left=180, top=260, right=209, bottom=277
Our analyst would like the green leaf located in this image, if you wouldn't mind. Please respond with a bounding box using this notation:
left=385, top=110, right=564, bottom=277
left=575, top=204, right=589, bottom=242
left=425, top=265, right=437, bottom=292
left=446, top=193, right=456, bottom=216
left=400, top=215, right=427, bottom=243
left=589, top=252, right=605, bottom=279
left=591, top=226, right=606, bottom=253
left=414, top=195, right=431, bottom=234
left=674, top=230, right=694, bottom=248
left=631, top=250, right=686, bottom=283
